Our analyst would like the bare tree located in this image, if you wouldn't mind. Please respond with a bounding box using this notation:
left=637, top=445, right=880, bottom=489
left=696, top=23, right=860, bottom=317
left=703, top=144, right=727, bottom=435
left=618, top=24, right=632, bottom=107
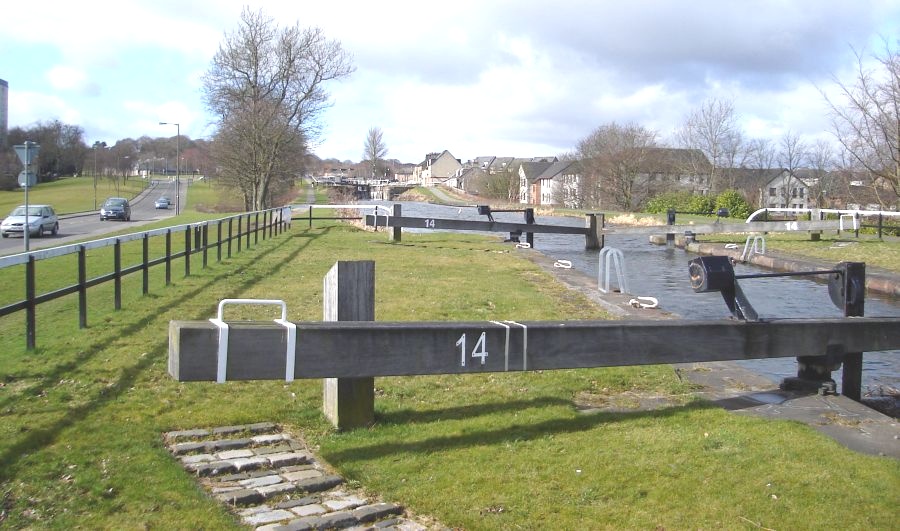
left=362, top=127, right=388, bottom=179
left=777, top=131, right=808, bottom=177
left=577, top=122, right=659, bottom=211
left=203, top=7, right=354, bottom=210
left=823, top=38, right=900, bottom=207
left=806, top=139, right=837, bottom=207
left=676, top=97, right=745, bottom=194
left=746, top=138, right=778, bottom=170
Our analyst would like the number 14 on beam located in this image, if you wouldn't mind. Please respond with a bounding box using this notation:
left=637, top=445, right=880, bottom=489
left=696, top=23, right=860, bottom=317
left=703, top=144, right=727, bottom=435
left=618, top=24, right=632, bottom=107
left=456, top=332, right=488, bottom=366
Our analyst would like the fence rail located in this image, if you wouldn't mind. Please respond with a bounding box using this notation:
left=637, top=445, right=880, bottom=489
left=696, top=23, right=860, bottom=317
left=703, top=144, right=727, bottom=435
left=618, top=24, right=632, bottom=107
left=0, top=206, right=292, bottom=349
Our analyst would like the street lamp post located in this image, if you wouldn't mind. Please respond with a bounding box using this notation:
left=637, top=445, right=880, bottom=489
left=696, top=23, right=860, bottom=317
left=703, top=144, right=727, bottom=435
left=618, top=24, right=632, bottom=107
left=92, top=141, right=106, bottom=210
left=159, top=122, right=180, bottom=214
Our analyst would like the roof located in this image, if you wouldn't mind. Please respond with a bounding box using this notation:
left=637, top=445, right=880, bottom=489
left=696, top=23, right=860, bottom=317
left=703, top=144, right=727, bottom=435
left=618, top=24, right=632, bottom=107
left=634, top=147, right=711, bottom=174
left=521, top=160, right=576, bottom=183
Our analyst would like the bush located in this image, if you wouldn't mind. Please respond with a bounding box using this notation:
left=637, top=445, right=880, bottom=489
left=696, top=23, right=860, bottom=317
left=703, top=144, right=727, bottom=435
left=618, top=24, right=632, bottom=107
left=688, top=195, right=716, bottom=215
left=645, top=191, right=693, bottom=214
left=715, top=189, right=751, bottom=219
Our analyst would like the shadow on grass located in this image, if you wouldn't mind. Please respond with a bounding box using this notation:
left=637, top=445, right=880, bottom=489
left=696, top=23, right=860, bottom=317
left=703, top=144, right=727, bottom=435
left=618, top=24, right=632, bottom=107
left=324, top=400, right=718, bottom=463
left=0, top=227, right=330, bottom=477
left=377, top=397, right=574, bottom=425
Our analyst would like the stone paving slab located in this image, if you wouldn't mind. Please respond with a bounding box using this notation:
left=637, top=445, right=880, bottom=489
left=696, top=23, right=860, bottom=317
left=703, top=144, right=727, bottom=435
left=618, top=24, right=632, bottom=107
left=164, top=423, right=433, bottom=530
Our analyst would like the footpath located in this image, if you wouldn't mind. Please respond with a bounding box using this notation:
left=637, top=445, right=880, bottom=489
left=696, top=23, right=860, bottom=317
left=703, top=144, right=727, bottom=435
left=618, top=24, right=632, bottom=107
left=520, top=248, right=900, bottom=459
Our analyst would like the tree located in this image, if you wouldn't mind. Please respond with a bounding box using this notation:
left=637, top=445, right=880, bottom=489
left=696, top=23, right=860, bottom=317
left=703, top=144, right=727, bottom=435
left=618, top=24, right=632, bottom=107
left=8, top=120, right=87, bottom=180
left=202, top=7, right=354, bottom=210
left=824, top=38, right=900, bottom=207
left=806, top=139, right=837, bottom=207
left=676, top=98, right=745, bottom=193
left=777, top=131, right=808, bottom=177
left=577, top=122, right=659, bottom=211
left=746, top=137, right=778, bottom=170
left=362, top=127, right=388, bottom=179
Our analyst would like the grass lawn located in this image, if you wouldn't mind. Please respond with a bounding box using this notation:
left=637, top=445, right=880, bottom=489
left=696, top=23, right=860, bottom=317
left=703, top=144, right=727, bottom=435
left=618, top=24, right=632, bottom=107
left=0, top=176, right=149, bottom=215
left=0, top=208, right=897, bottom=529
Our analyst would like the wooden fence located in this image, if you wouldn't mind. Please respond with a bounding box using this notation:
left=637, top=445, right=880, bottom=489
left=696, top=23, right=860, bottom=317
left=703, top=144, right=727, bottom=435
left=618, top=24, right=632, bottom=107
left=0, top=207, right=292, bottom=349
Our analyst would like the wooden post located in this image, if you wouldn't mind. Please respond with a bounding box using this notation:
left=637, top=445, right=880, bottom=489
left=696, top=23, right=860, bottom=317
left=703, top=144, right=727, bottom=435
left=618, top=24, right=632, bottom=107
left=585, top=213, right=604, bottom=250
left=840, top=262, right=865, bottom=401
left=525, top=208, right=535, bottom=248
left=142, top=234, right=150, bottom=294
left=184, top=226, right=191, bottom=277
left=114, top=239, right=122, bottom=310
left=666, top=208, right=675, bottom=248
left=25, top=256, right=35, bottom=350
left=391, top=204, right=402, bottom=242
left=165, top=230, right=172, bottom=285
left=323, top=261, right=376, bottom=429
left=78, top=246, right=87, bottom=329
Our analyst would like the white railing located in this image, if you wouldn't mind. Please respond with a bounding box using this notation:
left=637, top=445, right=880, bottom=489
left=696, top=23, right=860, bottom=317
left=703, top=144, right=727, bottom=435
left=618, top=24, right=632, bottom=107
left=746, top=207, right=900, bottom=223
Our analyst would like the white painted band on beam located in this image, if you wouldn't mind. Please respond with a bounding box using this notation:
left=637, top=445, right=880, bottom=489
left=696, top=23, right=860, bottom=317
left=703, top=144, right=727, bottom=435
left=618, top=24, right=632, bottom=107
left=275, top=319, right=297, bottom=382
left=209, top=318, right=229, bottom=383
left=503, top=320, right=528, bottom=371
left=211, top=299, right=291, bottom=383
left=490, top=321, right=511, bottom=371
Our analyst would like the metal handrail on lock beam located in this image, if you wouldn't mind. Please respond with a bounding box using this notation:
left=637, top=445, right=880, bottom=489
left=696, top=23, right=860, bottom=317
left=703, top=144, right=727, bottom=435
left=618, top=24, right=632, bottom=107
left=598, top=247, right=629, bottom=294
left=208, top=299, right=297, bottom=383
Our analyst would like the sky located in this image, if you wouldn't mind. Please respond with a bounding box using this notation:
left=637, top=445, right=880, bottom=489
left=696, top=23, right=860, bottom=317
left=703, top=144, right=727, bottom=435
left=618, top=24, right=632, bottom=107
left=2, top=1, right=899, bottom=165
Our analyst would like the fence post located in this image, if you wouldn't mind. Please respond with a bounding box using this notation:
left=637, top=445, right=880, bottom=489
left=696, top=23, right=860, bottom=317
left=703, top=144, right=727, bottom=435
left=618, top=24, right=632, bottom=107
left=114, top=239, right=122, bottom=310
left=142, top=234, right=150, bottom=295
left=184, top=226, right=191, bottom=277
left=255, top=212, right=260, bottom=244
left=585, top=213, right=604, bottom=250
left=391, top=204, right=402, bottom=242
left=165, top=229, right=172, bottom=285
left=202, top=224, right=208, bottom=269
left=227, top=218, right=233, bottom=258
left=26, top=256, right=35, bottom=350
left=878, top=214, right=883, bottom=240
left=323, top=261, right=376, bottom=429
left=78, top=245, right=87, bottom=329
left=246, top=214, right=252, bottom=248
left=237, top=216, right=243, bottom=253
left=217, top=222, right=223, bottom=262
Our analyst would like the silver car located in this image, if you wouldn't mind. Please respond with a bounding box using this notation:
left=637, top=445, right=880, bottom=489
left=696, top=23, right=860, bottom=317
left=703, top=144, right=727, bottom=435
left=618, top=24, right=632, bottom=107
left=1, top=204, right=59, bottom=238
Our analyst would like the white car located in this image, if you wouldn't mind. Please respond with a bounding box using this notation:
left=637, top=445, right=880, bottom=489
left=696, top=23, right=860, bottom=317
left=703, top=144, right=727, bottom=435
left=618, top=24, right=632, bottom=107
left=1, top=204, right=59, bottom=238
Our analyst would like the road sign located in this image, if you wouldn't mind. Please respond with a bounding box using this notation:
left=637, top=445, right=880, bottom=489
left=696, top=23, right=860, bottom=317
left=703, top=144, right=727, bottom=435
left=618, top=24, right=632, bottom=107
left=14, top=142, right=40, bottom=166
left=18, top=171, right=37, bottom=188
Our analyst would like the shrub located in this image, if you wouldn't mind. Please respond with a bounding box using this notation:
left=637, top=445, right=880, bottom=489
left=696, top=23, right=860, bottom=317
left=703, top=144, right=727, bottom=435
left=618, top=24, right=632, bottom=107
left=715, top=189, right=751, bottom=219
left=688, top=195, right=716, bottom=215
left=645, top=191, right=693, bottom=214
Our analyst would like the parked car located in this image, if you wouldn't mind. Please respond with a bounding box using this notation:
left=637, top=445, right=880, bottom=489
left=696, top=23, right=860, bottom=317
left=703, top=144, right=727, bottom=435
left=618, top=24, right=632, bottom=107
left=154, top=197, right=171, bottom=209
left=100, top=197, right=131, bottom=221
left=1, top=204, right=59, bottom=238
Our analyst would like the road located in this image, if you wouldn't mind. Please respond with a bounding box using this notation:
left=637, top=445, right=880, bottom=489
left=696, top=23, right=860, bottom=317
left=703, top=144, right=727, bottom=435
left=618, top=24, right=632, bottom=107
left=0, top=179, right=182, bottom=256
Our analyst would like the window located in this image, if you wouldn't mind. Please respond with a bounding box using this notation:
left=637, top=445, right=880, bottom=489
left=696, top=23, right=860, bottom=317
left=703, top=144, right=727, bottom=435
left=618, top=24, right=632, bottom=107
left=799, top=188, right=805, bottom=198
left=769, top=187, right=776, bottom=196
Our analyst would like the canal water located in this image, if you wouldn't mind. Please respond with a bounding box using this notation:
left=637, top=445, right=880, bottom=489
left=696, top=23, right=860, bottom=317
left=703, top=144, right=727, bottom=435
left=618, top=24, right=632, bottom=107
left=363, top=201, right=900, bottom=392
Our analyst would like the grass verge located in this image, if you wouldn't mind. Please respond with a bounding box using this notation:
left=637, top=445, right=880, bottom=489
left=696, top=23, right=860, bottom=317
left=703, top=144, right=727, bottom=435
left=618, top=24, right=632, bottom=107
left=0, top=220, right=897, bottom=529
